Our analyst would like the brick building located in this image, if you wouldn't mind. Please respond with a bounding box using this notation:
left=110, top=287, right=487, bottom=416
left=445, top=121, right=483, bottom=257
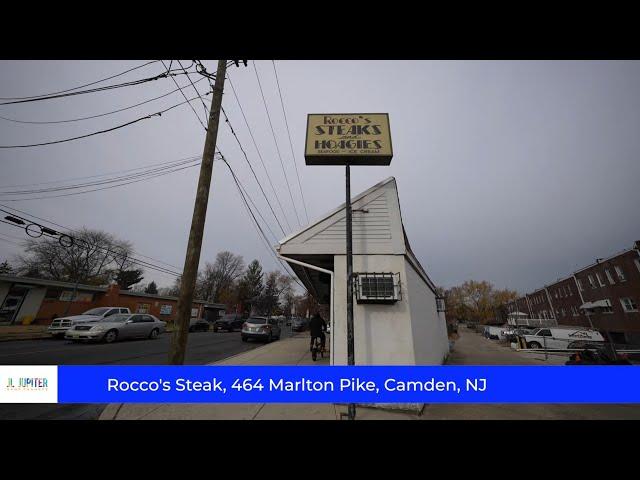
left=0, top=275, right=215, bottom=326
left=506, top=242, right=640, bottom=344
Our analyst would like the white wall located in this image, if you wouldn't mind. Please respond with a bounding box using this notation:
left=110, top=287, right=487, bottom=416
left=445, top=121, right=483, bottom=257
left=16, top=287, right=46, bottom=324
left=404, top=259, right=449, bottom=364
left=333, top=254, right=416, bottom=365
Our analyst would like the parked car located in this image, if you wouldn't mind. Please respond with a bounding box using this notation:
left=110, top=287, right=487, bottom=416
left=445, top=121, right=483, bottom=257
left=213, top=313, right=245, bottom=332
left=48, top=307, right=131, bottom=338
left=241, top=317, right=281, bottom=342
left=521, top=327, right=605, bottom=349
left=64, top=313, right=166, bottom=343
left=189, top=318, right=210, bottom=332
left=291, top=317, right=307, bottom=332
left=566, top=346, right=632, bottom=365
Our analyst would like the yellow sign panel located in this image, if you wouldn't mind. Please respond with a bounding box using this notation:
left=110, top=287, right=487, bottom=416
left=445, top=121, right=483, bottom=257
left=304, top=113, right=393, bottom=165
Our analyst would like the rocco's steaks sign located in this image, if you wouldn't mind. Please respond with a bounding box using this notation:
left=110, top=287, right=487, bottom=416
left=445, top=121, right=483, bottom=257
left=304, top=113, right=393, bottom=165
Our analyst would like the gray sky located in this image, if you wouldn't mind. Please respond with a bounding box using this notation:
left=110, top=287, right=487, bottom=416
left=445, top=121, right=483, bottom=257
left=0, top=60, right=639, bottom=294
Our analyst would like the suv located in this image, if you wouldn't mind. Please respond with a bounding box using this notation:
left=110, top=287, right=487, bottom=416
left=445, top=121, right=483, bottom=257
left=241, top=317, right=281, bottom=342
left=291, top=317, right=307, bottom=332
left=213, top=313, right=245, bottom=332
left=48, top=307, right=130, bottom=337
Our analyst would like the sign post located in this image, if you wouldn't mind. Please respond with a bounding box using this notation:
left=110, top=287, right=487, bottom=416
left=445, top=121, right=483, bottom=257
left=305, top=113, right=393, bottom=420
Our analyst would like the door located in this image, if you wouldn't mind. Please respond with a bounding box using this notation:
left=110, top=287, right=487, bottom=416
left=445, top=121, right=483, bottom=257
left=124, top=315, right=146, bottom=338
left=0, top=285, right=30, bottom=324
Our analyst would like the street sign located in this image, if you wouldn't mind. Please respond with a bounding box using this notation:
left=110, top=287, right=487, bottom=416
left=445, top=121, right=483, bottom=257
left=304, top=113, right=393, bottom=165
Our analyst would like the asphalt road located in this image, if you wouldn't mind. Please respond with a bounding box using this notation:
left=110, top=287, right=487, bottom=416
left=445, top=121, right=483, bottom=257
left=0, top=328, right=287, bottom=420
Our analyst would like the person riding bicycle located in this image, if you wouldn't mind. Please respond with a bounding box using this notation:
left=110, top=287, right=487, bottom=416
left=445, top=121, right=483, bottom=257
left=309, top=313, right=327, bottom=353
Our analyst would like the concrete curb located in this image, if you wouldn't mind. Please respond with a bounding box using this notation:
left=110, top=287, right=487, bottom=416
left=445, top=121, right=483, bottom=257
left=0, top=334, right=51, bottom=342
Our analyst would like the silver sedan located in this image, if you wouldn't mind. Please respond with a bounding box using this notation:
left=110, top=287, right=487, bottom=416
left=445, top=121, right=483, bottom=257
left=64, top=314, right=166, bottom=343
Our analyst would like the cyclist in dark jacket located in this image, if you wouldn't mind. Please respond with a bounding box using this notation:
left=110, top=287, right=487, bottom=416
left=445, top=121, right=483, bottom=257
left=309, top=313, right=327, bottom=352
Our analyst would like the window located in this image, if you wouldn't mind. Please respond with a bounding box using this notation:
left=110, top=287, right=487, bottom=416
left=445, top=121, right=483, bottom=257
left=355, top=273, right=401, bottom=303
left=635, top=259, right=640, bottom=275
left=160, top=304, right=172, bottom=315
left=596, top=272, right=606, bottom=287
left=538, top=329, right=552, bottom=337
left=130, top=315, right=144, bottom=323
left=605, top=269, right=615, bottom=285
left=588, top=275, right=596, bottom=289
left=572, top=306, right=579, bottom=316
left=137, top=303, right=150, bottom=314
left=614, top=265, right=626, bottom=282
left=620, top=297, right=638, bottom=313
left=561, top=308, right=566, bottom=317
left=142, top=315, right=155, bottom=322
left=436, top=297, right=446, bottom=312
left=577, top=278, right=584, bottom=291
left=567, top=285, right=572, bottom=296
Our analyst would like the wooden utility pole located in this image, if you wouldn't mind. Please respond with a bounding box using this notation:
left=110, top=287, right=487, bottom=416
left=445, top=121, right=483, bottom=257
left=169, top=59, right=227, bottom=365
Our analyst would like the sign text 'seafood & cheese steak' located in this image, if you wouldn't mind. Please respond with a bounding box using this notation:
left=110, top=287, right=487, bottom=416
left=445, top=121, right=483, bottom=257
left=304, top=113, right=392, bottom=166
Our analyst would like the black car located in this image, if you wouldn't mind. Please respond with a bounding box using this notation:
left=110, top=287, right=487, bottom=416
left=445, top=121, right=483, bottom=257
left=214, top=314, right=245, bottom=332
left=189, top=318, right=210, bottom=332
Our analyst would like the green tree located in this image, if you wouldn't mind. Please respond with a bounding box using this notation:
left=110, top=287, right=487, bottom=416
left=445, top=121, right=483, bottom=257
left=237, top=260, right=263, bottom=315
left=0, top=260, right=14, bottom=275
left=116, top=269, right=144, bottom=290
left=145, top=281, right=158, bottom=294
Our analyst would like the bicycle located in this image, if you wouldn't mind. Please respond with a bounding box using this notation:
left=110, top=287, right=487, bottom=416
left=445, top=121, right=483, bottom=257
left=311, top=336, right=325, bottom=361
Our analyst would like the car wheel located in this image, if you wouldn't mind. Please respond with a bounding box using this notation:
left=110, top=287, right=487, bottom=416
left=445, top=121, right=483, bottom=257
left=104, top=329, right=118, bottom=344
left=241, top=336, right=247, bottom=342
left=528, top=341, right=542, bottom=349
left=149, top=328, right=159, bottom=340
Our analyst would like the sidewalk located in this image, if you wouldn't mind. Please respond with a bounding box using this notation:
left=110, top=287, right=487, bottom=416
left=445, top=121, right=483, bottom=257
left=0, top=325, right=50, bottom=342
left=100, top=334, right=420, bottom=420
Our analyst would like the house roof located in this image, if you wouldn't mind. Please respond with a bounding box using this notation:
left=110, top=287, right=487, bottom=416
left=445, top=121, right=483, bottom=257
left=0, top=274, right=107, bottom=292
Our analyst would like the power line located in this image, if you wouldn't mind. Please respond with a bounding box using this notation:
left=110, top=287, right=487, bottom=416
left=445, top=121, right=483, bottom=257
left=161, top=60, right=207, bottom=131
left=0, top=93, right=209, bottom=149
left=0, top=60, right=160, bottom=100
left=226, top=73, right=293, bottom=234
left=0, top=160, right=201, bottom=201
left=219, top=152, right=306, bottom=292
left=0, top=153, right=201, bottom=189
left=178, top=59, right=210, bottom=119
left=0, top=76, right=207, bottom=125
left=271, top=60, right=309, bottom=224
left=0, top=156, right=201, bottom=196
left=0, top=207, right=183, bottom=277
left=252, top=60, right=302, bottom=228
left=0, top=65, right=191, bottom=106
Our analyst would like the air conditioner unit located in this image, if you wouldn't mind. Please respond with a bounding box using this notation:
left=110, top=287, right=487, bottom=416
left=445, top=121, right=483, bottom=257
left=354, top=272, right=401, bottom=304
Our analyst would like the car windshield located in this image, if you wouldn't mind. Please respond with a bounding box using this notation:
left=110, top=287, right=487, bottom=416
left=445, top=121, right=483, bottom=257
left=82, top=308, right=111, bottom=316
left=247, top=318, right=267, bottom=324
left=98, top=314, right=129, bottom=323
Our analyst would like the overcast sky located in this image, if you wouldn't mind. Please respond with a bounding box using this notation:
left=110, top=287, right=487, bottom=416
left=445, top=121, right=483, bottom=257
left=0, top=60, right=639, bottom=294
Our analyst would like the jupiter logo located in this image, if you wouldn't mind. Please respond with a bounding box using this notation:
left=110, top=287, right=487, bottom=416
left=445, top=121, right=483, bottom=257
left=5, top=377, right=49, bottom=391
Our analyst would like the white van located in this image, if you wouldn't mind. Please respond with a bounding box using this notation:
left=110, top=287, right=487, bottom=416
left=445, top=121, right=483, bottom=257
left=521, top=327, right=605, bottom=349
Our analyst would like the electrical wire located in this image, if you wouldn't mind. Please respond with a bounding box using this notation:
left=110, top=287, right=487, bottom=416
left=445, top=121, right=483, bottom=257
left=0, top=156, right=201, bottom=195
left=0, top=93, right=209, bottom=149
left=0, top=60, right=160, bottom=100
left=178, top=59, right=210, bottom=119
left=252, top=61, right=302, bottom=228
left=161, top=60, right=207, bottom=131
left=0, top=208, right=183, bottom=277
left=218, top=151, right=306, bottom=292
left=0, top=65, right=192, bottom=106
left=226, top=73, right=293, bottom=233
left=0, top=76, right=207, bottom=125
left=271, top=60, right=309, bottom=224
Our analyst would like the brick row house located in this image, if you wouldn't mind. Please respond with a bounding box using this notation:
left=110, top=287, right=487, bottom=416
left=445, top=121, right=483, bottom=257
left=506, top=242, right=640, bottom=344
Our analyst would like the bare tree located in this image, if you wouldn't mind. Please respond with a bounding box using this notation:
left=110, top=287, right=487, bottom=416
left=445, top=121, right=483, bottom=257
left=196, top=251, right=245, bottom=303
left=15, top=227, right=136, bottom=285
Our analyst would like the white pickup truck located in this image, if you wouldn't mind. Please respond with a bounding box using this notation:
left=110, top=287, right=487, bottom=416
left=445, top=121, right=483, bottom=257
left=48, top=307, right=131, bottom=337
left=521, top=327, right=605, bottom=350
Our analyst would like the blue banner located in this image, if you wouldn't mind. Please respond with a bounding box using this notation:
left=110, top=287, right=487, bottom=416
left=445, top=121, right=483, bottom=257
left=56, top=365, right=640, bottom=404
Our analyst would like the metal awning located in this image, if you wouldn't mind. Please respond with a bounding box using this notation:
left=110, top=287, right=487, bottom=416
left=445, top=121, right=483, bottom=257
left=580, top=299, right=611, bottom=310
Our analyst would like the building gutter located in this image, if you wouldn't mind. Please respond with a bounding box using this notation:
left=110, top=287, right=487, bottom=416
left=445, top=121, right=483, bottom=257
left=276, top=254, right=335, bottom=366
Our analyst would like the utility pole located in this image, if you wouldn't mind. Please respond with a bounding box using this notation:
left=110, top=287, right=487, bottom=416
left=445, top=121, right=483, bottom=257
left=169, top=59, right=227, bottom=365
left=345, top=161, right=356, bottom=421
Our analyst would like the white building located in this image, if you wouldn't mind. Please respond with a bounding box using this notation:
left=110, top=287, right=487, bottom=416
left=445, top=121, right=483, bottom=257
left=277, top=177, right=449, bottom=366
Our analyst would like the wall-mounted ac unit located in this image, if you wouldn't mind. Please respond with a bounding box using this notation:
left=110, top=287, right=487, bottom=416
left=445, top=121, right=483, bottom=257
left=354, top=272, right=401, bottom=304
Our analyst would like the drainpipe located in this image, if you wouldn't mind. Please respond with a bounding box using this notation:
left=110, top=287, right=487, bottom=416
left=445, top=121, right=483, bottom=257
left=276, top=254, right=335, bottom=366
